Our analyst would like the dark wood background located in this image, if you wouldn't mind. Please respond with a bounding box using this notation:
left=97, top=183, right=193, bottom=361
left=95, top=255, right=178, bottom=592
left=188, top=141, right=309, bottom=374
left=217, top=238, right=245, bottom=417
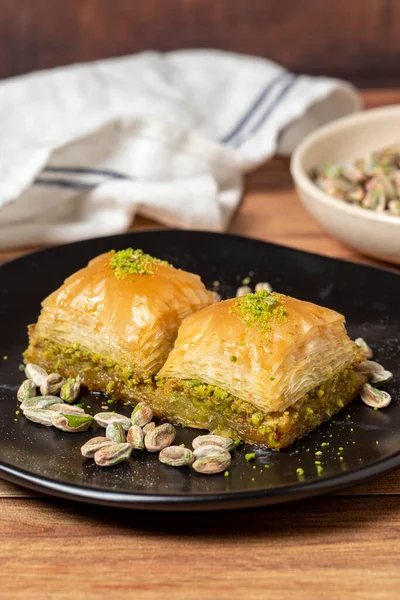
left=1, top=0, right=400, bottom=84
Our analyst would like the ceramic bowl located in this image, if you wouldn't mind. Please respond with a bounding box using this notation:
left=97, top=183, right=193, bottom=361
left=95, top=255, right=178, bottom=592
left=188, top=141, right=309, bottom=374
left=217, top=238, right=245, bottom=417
left=290, top=105, right=400, bottom=265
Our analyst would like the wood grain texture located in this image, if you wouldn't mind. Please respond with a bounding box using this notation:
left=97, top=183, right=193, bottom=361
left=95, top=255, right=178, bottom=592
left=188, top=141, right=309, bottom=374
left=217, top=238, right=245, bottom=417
left=0, top=88, right=399, bottom=598
left=1, top=0, right=400, bottom=84
left=0, top=497, right=399, bottom=599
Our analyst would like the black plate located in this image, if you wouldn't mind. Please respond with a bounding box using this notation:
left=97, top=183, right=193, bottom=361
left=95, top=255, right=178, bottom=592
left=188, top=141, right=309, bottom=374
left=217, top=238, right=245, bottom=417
left=0, top=230, right=399, bottom=510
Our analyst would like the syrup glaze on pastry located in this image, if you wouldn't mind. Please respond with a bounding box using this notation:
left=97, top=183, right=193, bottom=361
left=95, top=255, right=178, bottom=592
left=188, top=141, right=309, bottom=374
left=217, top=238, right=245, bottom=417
left=24, top=248, right=214, bottom=394
left=24, top=254, right=367, bottom=449
left=153, top=291, right=367, bottom=448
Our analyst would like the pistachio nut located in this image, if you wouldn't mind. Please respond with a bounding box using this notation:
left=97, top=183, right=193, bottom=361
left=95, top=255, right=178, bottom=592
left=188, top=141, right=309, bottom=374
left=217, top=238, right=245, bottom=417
left=371, top=369, right=393, bottom=385
left=143, top=422, right=155, bottom=435
left=236, top=286, right=252, bottom=298
left=192, top=454, right=231, bottom=475
left=40, top=373, right=64, bottom=396
left=144, top=423, right=176, bottom=453
left=355, top=360, right=385, bottom=377
left=192, top=445, right=231, bottom=461
left=255, top=282, right=273, bottom=293
left=211, top=291, right=221, bottom=303
left=25, top=363, right=48, bottom=387
left=20, top=395, right=60, bottom=410
left=94, top=443, right=132, bottom=467
left=159, top=445, right=194, bottom=467
left=192, top=434, right=235, bottom=452
left=51, top=413, right=93, bottom=432
left=127, top=425, right=145, bottom=450
left=60, top=377, right=81, bottom=403
left=93, top=412, right=132, bottom=430
left=23, top=408, right=54, bottom=426
left=131, top=402, right=153, bottom=427
left=106, top=421, right=126, bottom=443
left=48, top=403, right=86, bottom=414
left=17, top=379, right=36, bottom=403
left=355, top=337, right=373, bottom=359
left=388, top=199, right=400, bottom=216
left=360, top=383, right=391, bottom=409
left=80, top=437, right=115, bottom=458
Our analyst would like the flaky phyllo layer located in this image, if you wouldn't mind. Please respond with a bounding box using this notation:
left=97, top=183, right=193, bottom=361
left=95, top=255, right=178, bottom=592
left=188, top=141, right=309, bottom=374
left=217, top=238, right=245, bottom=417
left=159, top=292, right=364, bottom=413
left=25, top=252, right=367, bottom=448
left=26, top=249, right=214, bottom=380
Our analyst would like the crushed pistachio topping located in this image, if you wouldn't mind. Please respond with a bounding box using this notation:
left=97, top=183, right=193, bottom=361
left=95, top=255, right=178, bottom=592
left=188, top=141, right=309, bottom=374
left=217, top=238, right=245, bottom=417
left=230, top=290, right=287, bottom=337
left=296, top=467, right=304, bottom=476
left=230, top=355, right=237, bottom=363
left=110, top=248, right=171, bottom=279
left=245, top=452, right=256, bottom=462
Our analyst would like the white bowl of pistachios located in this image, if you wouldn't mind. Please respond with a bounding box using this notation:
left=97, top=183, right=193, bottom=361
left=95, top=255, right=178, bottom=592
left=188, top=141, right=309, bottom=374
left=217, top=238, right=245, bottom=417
left=290, top=105, right=400, bottom=265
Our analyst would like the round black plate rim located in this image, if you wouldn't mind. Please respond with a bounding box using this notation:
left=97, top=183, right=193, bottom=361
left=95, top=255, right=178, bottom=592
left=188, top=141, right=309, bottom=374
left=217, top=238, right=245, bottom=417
left=1, top=229, right=399, bottom=511
left=3, top=229, right=400, bottom=277
left=1, top=450, right=399, bottom=511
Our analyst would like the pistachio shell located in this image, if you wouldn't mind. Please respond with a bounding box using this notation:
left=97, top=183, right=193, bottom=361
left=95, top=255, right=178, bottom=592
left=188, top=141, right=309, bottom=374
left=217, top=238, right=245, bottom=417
left=23, top=408, right=54, bottom=426
left=159, top=446, right=194, bottom=467
left=192, top=454, right=231, bottom=475
left=106, top=422, right=126, bottom=443
left=94, top=443, right=132, bottom=467
left=144, top=423, right=176, bottom=453
left=360, top=383, right=391, bottom=408
left=20, top=395, right=60, bottom=410
left=81, top=437, right=114, bottom=458
left=93, top=412, right=131, bottom=430
left=40, top=373, right=64, bottom=396
left=17, top=379, right=36, bottom=403
left=192, top=434, right=235, bottom=452
left=127, top=425, right=145, bottom=450
left=131, top=402, right=153, bottom=427
left=25, top=363, right=48, bottom=387
left=51, top=413, right=93, bottom=432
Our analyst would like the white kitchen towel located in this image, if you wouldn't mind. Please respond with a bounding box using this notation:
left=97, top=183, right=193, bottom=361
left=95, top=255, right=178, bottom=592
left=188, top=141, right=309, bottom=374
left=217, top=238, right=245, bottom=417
left=0, top=49, right=361, bottom=248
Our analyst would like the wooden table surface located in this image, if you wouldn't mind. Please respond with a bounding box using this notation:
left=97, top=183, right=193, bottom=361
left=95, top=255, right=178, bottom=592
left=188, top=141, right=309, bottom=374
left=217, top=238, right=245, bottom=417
left=1, top=89, right=399, bottom=599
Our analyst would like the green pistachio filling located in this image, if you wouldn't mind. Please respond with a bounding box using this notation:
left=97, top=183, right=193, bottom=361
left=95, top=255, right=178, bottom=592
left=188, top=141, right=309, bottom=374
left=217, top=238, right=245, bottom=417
left=25, top=336, right=365, bottom=449
left=109, top=248, right=171, bottom=279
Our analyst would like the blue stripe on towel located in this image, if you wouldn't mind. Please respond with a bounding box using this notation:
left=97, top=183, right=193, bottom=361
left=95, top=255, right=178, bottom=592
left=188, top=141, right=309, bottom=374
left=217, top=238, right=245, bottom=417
left=231, top=75, right=297, bottom=148
left=43, top=166, right=130, bottom=179
left=220, top=72, right=288, bottom=145
left=34, top=178, right=95, bottom=191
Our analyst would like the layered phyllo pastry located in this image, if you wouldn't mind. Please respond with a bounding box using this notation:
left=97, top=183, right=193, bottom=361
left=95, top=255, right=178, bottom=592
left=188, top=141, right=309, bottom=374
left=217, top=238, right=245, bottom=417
left=25, top=251, right=367, bottom=449
left=24, top=248, right=214, bottom=396
left=153, top=290, right=367, bottom=448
